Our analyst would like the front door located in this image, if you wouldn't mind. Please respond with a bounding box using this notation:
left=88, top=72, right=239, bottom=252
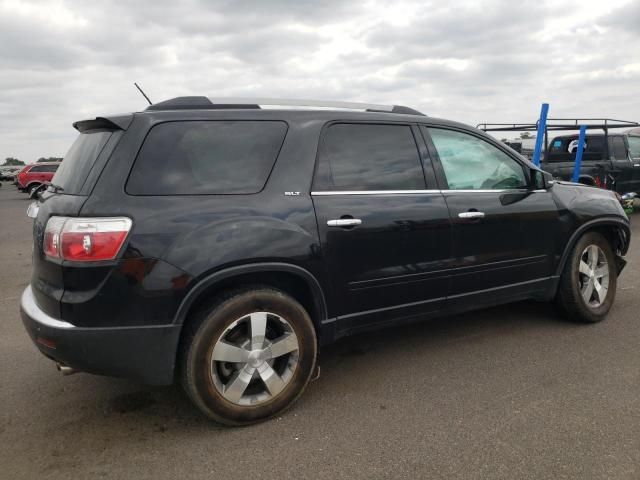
left=422, top=126, right=559, bottom=308
left=312, top=122, right=452, bottom=331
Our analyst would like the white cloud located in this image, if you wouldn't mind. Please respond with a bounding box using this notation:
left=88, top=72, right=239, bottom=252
left=0, top=0, right=638, bottom=162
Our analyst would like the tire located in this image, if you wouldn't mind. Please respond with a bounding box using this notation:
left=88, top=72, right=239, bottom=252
left=27, top=184, right=40, bottom=196
left=556, top=232, right=617, bottom=323
left=181, top=287, right=317, bottom=425
left=29, top=184, right=46, bottom=199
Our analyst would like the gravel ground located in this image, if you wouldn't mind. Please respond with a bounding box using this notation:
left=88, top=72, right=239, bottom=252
left=1, top=184, right=639, bottom=479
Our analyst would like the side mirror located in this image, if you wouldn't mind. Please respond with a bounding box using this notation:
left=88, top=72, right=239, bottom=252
left=531, top=169, right=554, bottom=190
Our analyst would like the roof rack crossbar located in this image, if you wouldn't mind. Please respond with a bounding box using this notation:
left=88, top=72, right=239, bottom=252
left=477, top=118, right=640, bottom=133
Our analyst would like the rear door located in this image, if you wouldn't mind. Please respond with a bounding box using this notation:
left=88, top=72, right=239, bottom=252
left=28, top=165, right=48, bottom=184
left=627, top=135, right=640, bottom=193
left=312, top=122, right=452, bottom=331
left=422, top=126, right=559, bottom=308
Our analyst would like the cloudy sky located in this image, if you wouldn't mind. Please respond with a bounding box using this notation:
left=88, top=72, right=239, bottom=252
left=1, top=0, right=639, bottom=163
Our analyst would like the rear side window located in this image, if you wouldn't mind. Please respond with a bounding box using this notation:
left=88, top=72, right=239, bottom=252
left=547, top=136, right=604, bottom=162
left=53, top=131, right=112, bottom=194
left=29, top=164, right=57, bottom=173
left=313, top=123, right=424, bottom=191
left=127, top=121, right=287, bottom=195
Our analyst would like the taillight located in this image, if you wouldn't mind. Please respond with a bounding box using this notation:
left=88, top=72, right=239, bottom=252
left=43, top=217, right=132, bottom=262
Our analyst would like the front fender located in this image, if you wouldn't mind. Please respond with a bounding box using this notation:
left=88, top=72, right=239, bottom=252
left=556, top=216, right=630, bottom=276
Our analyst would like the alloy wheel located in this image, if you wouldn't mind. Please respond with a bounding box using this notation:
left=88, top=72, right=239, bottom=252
left=210, top=311, right=300, bottom=406
left=578, top=245, right=610, bottom=308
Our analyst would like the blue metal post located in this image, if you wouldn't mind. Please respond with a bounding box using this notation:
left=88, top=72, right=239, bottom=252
left=571, top=125, right=587, bottom=183
left=532, top=103, right=549, bottom=166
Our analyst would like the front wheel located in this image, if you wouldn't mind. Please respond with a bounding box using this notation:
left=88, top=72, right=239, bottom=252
left=27, top=184, right=41, bottom=196
left=181, top=287, right=317, bottom=425
left=556, top=232, right=617, bottom=323
left=29, top=184, right=46, bottom=199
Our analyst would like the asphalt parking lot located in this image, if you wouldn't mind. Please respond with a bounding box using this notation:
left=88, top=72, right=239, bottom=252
left=1, top=184, right=639, bottom=480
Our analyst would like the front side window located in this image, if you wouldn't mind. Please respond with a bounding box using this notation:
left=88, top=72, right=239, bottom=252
left=627, top=136, right=640, bottom=160
left=127, top=121, right=287, bottom=195
left=612, top=137, right=628, bottom=160
left=313, top=123, right=424, bottom=191
left=426, top=128, right=527, bottom=190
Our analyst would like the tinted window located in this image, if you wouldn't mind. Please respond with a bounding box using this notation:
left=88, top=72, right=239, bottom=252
left=547, top=136, right=605, bottom=162
left=612, top=137, right=627, bottom=160
left=427, top=128, right=527, bottom=190
left=127, top=121, right=287, bottom=195
left=53, top=131, right=112, bottom=194
left=313, top=124, right=424, bottom=191
left=32, top=164, right=58, bottom=173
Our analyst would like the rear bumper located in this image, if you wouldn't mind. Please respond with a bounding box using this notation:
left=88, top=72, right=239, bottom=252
left=20, top=285, right=180, bottom=385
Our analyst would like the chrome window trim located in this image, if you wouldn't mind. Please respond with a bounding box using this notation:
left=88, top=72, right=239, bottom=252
left=311, top=188, right=548, bottom=195
left=311, top=190, right=441, bottom=196
left=442, top=189, right=529, bottom=193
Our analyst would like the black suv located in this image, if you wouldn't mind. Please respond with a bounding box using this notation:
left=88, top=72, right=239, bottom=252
left=21, top=97, right=631, bottom=425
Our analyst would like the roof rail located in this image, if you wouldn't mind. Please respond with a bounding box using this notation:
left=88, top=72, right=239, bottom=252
left=145, top=96, right=425, bottom=115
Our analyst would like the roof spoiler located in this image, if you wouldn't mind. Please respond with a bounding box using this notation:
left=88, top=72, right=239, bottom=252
left=73, top=114, right=133, bottom=133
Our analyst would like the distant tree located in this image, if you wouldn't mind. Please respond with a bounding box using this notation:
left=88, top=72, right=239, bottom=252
left=2, top=157, right=24, bottom=166
left=519, top=132, right=534, bottom=139
left=37, top=157, right=63, bottom=163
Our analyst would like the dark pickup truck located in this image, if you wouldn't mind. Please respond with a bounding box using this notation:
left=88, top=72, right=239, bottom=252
left=541, top=132, right=640, bottom=194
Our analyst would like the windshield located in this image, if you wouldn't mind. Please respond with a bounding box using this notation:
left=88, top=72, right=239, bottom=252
left=52, top=130, right=112, bottom=194
left=628, top=136, right=640, bottom=160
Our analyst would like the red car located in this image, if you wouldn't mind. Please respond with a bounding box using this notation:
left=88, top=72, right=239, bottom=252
left=16, top=162, right=60, bottom=196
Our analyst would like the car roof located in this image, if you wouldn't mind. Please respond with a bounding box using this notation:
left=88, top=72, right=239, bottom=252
left=79, top=97, right=491, bottom=141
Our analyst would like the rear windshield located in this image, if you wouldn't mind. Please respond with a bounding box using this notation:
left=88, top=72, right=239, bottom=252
left=126, top=121, right=287, bottom=195
left=628, top=136, right=640, bottom=160
left=52, top=130, right=112, bottom=194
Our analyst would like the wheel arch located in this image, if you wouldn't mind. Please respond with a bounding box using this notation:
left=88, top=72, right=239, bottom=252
left=577, top=175, right=596, bottom=186
left=556, top=217, right=630, bottom=276
left=172, top=263, right=328, bottom=382
left=174, top=261, right=328, bottom=331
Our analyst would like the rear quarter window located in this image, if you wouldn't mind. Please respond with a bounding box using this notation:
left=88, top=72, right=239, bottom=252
left=126, top=121, right=288, bottom=195
left=53, top=130, right=113, bottom=194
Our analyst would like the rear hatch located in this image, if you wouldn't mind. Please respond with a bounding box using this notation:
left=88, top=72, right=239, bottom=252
left=31, top=117, right=128, bottom=319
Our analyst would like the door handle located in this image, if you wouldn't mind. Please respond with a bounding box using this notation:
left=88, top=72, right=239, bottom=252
left=458, top=211, right=485, bottom=219
left=327, top=218, right=362, bottom=227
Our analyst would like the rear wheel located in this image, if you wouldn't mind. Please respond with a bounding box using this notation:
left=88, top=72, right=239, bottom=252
left=556, top=232, right=617, bottom=323
left=181, top=287, right=317, bottom=425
